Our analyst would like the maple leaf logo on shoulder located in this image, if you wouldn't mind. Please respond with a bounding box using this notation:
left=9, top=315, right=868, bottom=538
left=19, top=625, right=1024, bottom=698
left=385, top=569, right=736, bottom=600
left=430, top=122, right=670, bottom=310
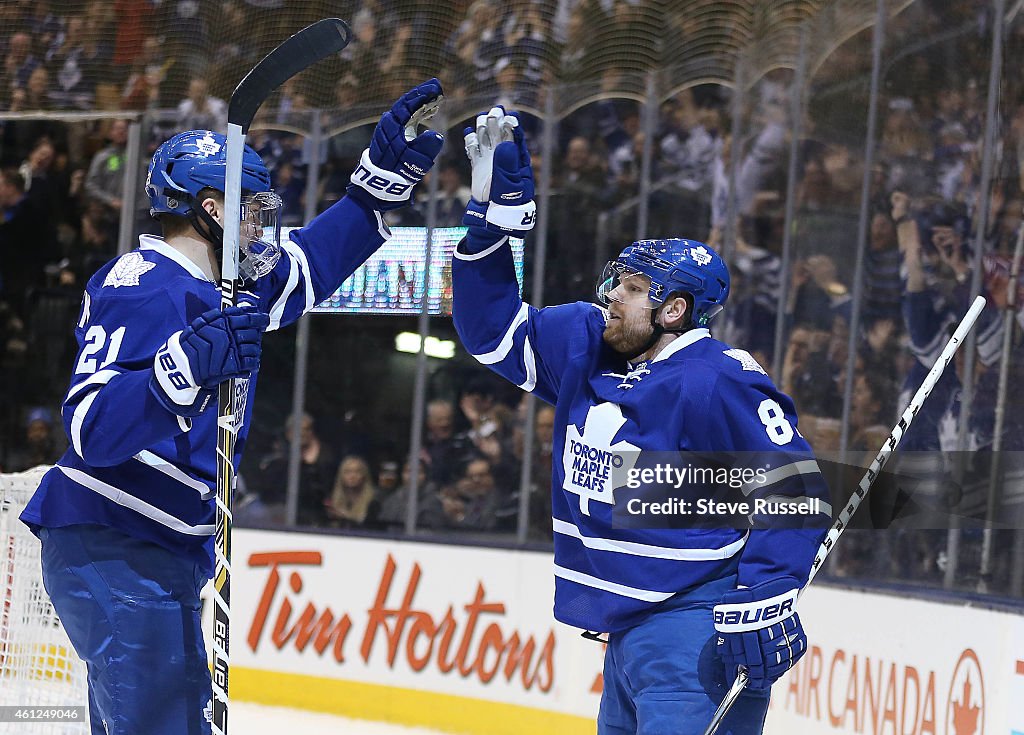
left=562, top=403, right=640, bottom=515
left=724, top=348, right=767, bottom=375
left=196, top=132, right=222, bottom=156
left=689, top=245, right=713, bottom=267
left=103, top=251, right=156, bottom=288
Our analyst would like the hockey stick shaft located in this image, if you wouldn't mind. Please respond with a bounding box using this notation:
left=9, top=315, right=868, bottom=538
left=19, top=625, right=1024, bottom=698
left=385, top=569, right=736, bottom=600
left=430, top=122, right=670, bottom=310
left=702, top=295, right=987, bottom=735
left=213, top=18, right=350, bottom=735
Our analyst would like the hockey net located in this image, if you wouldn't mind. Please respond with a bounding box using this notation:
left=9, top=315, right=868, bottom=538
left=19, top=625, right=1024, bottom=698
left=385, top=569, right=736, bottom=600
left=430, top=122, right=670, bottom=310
left=0, top=466, right=89, bottom=733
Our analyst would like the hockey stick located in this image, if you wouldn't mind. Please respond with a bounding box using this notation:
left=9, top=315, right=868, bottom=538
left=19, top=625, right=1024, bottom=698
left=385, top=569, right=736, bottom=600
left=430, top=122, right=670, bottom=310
left=214, top=18, right=350, bottom=735
left=701, top=295, right=987, bottom=735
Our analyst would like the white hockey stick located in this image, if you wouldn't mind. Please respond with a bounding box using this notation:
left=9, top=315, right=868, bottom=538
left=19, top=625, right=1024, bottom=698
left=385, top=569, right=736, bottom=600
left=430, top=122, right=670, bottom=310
left=213, top=19, right=351, bottom=735
left=702, top=295, right=987, bottom=735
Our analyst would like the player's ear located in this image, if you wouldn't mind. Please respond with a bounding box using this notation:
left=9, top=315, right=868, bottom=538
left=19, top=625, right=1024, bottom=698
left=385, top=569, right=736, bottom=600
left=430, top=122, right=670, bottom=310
left=200, top=194, right=223, bottom=224
left=661, top=294, right=689, bottom=327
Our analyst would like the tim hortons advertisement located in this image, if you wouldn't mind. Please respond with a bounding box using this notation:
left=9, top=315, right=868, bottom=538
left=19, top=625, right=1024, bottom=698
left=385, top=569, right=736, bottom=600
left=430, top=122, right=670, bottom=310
left=225, top=529, right=605, bottom=731
left=763, top=585, right=1024, bottom=735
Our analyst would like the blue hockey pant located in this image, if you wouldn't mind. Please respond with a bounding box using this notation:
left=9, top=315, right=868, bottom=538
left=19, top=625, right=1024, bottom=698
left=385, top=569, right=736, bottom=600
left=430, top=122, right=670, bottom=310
left=39, top=524, right=212, bottom=735
left=598, top=574, right=771, bottom=735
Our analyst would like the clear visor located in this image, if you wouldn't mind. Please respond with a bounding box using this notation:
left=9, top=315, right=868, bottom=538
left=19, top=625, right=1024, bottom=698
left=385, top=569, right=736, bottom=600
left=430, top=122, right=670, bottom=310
left=239, top=191, right=283, bottom=281
left=596, top=261, right=657, bottom=309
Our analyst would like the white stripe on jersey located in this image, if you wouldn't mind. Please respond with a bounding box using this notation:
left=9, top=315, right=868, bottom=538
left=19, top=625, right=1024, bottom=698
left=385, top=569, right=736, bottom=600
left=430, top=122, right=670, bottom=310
left=65, top=368, right=119, bottom=403
left=472, top=302, right=530, bottom=365
left=519, top=335, right=537, bottom=392
left=454, top=236, right=509, bottom=261
left=56, top=465, right=215, bottom=536
left=134, top=450, right=214, bottom=499
left=553, top=518, right=747, bottom=560
left=70, top=391, right=100, bottom=458
left=553, top=564, right=675, bottom=602
left=280, top=239, right=315, bottom=313
left=373, top=210, right=390, bottom=240
left=268, top=248, right=301, bottom=331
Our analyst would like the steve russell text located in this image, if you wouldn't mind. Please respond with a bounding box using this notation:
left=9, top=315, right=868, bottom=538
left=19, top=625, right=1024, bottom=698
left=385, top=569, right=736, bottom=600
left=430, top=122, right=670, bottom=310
left=625, top=498, right=826, bottom=516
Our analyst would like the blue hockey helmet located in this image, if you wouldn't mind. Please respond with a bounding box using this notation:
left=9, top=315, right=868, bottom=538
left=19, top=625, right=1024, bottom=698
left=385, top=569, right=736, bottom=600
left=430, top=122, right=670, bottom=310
left=146, top=130, right=271, bottom=217
left=597, top=238, right=730, bottom=326
left=146, top=130, right=283, bottom=280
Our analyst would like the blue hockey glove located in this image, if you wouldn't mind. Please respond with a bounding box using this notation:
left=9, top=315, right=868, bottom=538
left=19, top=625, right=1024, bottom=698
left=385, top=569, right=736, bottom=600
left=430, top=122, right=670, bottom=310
left=713, top=577, right=806, bottom=690
left=150, top=306, right=269, bottom=416
left=463, top=107, right=536, bottom=237
left=347, top=78, right=445, bottom=211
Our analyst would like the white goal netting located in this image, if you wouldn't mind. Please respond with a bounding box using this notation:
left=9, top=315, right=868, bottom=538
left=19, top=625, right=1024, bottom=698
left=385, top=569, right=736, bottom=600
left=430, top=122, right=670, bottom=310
left=0, top=467, right=89, bottom=733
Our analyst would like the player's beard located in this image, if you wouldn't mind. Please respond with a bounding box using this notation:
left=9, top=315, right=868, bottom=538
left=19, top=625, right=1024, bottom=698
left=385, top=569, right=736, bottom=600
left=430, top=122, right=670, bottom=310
left=602, top=308, right=655, bottom=356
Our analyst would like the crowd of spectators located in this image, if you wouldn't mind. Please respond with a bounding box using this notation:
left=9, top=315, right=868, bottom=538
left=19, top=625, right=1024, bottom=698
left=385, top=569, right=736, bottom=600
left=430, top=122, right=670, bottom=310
left=2, top=1, right=1024, bottom=590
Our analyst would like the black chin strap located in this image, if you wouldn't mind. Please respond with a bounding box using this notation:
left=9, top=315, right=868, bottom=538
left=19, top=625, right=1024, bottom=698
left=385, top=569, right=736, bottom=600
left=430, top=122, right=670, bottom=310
left=188, top=203, right=227, bottom=268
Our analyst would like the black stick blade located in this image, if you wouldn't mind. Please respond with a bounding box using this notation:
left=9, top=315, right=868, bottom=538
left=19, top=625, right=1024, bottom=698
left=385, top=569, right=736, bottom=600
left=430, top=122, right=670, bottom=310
left=228, top=18, right=351, bottom=131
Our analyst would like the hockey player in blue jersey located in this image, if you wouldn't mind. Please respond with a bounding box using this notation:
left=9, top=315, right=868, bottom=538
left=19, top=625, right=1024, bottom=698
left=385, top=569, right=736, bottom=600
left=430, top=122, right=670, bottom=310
left=452, top=107, right=830, bottom=734
left=20, top=80, right=445, bottom=735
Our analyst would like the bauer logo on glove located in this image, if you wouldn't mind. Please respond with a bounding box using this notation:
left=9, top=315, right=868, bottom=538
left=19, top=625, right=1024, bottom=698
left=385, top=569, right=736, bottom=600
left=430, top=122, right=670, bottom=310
left=347, top=78, right=445, bottom=212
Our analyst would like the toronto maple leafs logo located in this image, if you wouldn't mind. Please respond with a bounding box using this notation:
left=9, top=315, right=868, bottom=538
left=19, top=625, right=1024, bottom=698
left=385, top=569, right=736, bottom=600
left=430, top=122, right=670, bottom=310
left=103, top=252, right=156, bottom=288
left=562, top=403, right=640, bottom=515
left=689, top=245, right=713, bottom=266
left=724, top=348, right=767, bottom=375
left=196, top=132, right=222, bottom=156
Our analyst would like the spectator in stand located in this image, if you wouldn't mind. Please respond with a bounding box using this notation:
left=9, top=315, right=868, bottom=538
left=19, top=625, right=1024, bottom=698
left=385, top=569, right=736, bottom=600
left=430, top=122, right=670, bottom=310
left=849, top=372, right=894, bottom=454
left=0, top=166, right=53, bottom=315
left=46, top=14, right=111, bottom=110
left=433, top=159, right=472, bottom=226
left=6, top=406, right=63, bottom=472
left=112, top=0, right=150, bottom=78
left=256, top=412, right=338, bottom=526
left=863, top=211, right=903, bottom=326
left=25, top=1, right=64, bottom=59
left=421, top=456, right=503, bottom=532
left=2, top=32, right=39, bottom=105
left=377, top=460, right=401, bottom=497
left=423, top=399, right=469, bottom=485
left=11, top=66, right=51, bottom=111
left=176, top=77, right=227, bottom=133
left=325, top=455, right=380, bottom=529
left=120, top=36, right=166, bottom=110
left=377, top=458, right=437, bottom=531
left=83, top=119, right=128, bottom=241
left=549, top=135, right=611, bottom=299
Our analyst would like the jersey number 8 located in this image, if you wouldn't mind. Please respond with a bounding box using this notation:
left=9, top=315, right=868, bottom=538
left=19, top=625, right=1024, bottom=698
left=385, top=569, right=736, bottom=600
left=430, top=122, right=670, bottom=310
left=757, top=398, right=794, bottom=446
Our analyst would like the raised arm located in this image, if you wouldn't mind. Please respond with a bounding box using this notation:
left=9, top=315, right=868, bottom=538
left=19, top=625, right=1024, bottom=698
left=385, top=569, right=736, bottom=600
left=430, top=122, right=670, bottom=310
left=452, top=107, right=598, bottom=403
left=251, top=80, right=445, bottom=330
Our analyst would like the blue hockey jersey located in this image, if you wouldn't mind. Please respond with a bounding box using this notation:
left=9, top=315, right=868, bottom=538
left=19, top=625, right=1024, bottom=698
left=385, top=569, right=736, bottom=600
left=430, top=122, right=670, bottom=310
left=21, top=198, right=392, bottom=577
left=452, top=237, right=830, bottom=633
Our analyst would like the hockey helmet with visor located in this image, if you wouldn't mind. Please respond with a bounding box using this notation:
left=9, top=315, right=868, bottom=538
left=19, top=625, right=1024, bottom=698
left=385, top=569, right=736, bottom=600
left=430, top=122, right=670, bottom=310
left=146, top=129, right=282, bottom=281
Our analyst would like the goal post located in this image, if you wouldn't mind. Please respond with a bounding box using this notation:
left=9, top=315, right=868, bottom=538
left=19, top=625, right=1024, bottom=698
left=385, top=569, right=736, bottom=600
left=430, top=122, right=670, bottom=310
left=0, top=466, right=89, bottom=733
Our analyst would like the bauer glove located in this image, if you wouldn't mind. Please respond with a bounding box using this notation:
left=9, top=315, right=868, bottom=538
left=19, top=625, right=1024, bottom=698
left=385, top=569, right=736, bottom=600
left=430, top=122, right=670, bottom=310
left=713, top=576, right=806, bottom=690
left=463, top=106, right=536, bottom=237
left=150, top=306, right=269, bottom=416
left=347, top=78, right=445, bottom=211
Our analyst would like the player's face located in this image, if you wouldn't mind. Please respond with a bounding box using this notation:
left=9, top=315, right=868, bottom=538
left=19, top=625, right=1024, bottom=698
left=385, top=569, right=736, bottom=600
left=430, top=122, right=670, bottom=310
left=602, top=272, right=657, bottom=355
